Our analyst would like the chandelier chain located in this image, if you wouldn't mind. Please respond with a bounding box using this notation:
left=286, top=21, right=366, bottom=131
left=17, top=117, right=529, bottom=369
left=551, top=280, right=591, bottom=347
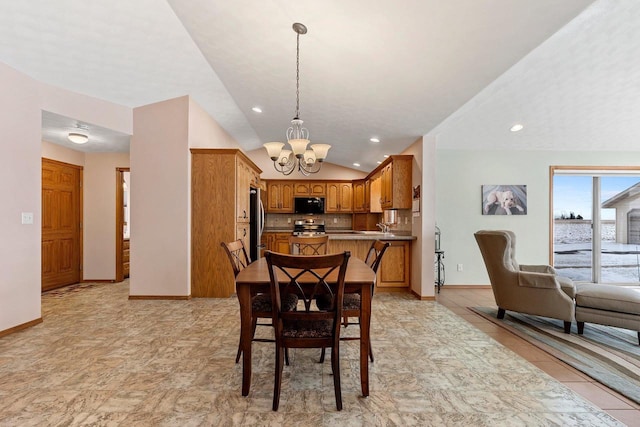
left=295, top=31, right=300, bottom=119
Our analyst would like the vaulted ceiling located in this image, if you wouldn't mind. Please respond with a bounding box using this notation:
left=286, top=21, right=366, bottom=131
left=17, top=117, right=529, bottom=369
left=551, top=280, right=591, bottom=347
left=4, top=1, right=635, bottom=172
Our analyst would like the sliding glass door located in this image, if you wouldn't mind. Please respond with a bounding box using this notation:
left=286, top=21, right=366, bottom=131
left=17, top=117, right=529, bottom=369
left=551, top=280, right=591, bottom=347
left=552, top=168, right=640, bottom=284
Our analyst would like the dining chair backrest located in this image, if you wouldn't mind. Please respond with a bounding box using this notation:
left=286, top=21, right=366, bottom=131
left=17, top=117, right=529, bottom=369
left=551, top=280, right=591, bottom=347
left=288, top=235, right=329, bottom=255
left=364, top=240, right=391, bottom=274
left=264, top=250, right=351, bottom=411
left=220, top=240, right=251, bottom=277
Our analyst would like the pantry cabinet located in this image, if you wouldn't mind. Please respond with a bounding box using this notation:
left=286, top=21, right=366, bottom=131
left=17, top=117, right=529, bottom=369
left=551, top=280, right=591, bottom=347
left=191, top=149, right=261, bottom=297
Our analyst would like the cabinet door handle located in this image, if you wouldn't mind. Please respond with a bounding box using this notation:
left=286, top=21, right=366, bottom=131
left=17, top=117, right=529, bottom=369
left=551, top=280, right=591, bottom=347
left=243, top=210, right=247, bottom=218
left=243, top=228, right=247, bottom=237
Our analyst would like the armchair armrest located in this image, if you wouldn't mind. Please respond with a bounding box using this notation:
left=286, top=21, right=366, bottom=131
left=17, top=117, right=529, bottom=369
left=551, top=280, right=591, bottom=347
left=517, top=271, right=560, bottom=289
left=519, top=264, right=557, bottom=275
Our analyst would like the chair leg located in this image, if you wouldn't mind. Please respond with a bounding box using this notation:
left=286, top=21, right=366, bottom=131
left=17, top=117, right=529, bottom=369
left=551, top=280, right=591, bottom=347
left=343, top=316, right=349, bottom=327
left=319, top=347, right=326, bottom=363
left=331, top=345, right=343, bottom=411
left=285, top=348, right=290, bottom=366
left=637, top=331, right=640, bottom=346
left=563, top=321, right=571, bottom=334
left=369, top=340, right=374, bottom=363
left=577, top=321, right=584, bottom=335
left=497, top=308, right=505, bottom=319
left=272, top=344, right=285, bottom=411
left=235, top=342, right=242, bottom=364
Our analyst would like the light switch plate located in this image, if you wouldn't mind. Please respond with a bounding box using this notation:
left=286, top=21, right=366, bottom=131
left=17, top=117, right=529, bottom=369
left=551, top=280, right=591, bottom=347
left=21, top=212, right=34, bottom=224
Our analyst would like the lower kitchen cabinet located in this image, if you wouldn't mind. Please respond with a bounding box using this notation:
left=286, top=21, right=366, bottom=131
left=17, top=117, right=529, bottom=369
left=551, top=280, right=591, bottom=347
left=377, top=241, right=410, bottom=288
left=263, top=232, right=291, bottom=254
left=327, top=239, right=411, bottom=289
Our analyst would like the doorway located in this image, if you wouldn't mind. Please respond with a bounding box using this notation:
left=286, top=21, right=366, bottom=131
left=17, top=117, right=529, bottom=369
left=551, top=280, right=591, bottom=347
left=115, top=168, right=130, bottom=282
left=42, top=158, right=83, bottom=291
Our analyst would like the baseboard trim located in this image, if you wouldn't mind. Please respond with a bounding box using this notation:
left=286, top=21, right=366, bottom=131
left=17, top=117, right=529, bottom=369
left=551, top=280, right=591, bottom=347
left=0, top=317, right=43, bottom=338
left=128, top=295, right=191, bottom=300
left=442, top=284, right=492, bottom=289
left=81, top=279, right=116, bottom=283
left=410, top=289, right=436, bottom=301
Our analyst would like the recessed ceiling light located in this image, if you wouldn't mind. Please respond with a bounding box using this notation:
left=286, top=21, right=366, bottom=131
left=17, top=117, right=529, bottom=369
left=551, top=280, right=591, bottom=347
left=383, top=154, right=389, bottom=158
left=510, top=123, right=524, bottom=132
left=376, top=161, right=382, bottom=164
left=369, top=138, right=380, bottom=143
left=353, top=163, right=360, bottom=167
left=252, top=107, right=262, bottom=113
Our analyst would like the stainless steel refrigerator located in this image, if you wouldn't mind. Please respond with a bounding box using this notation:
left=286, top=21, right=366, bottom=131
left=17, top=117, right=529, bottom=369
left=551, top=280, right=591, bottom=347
left=249, top=187, right=265, bottom=261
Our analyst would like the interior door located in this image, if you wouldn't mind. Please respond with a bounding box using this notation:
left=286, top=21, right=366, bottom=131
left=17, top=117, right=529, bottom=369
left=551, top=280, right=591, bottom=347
left=42, top=158, right=82, bottom=291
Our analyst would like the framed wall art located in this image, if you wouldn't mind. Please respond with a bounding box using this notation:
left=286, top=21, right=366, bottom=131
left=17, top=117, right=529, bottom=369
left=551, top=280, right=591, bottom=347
left=482, top=185, right=527, bottom=215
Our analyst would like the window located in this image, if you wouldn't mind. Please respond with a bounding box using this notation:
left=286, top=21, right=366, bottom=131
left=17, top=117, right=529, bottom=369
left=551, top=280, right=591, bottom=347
left=551, top=167, right=640, bottom=284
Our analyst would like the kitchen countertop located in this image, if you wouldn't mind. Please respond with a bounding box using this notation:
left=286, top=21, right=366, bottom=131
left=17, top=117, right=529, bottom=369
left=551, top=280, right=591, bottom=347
left=263, top=229, right=416, bottom=241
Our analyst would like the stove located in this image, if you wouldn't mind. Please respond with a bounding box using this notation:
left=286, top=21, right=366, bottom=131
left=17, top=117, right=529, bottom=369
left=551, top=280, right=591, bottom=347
left=292, top=219, right=326, bottom=236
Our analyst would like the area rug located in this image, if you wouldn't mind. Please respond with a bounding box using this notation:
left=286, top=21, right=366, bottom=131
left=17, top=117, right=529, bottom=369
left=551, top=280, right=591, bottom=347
left=469, top=306, right=640, bottom=405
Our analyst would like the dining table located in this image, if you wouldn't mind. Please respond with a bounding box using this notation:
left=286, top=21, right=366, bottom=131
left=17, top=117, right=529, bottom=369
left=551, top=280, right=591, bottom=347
left=234, top=255, right=376, bottom=397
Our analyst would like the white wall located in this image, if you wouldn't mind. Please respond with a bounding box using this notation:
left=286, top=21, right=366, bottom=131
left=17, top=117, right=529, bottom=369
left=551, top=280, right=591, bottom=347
left=437, top=149, right=640, bottom=286
left=131, top=96, right=190, bottom=296
left=0, top=63, right=42, bottom=331
left=83, top=152, right=130, bottom=280
left=0, top=61, right=132, bottom=333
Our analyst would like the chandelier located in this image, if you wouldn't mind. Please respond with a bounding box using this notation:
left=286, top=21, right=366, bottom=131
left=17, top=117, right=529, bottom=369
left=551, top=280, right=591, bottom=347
left=263, top=23, right=331, bottom=176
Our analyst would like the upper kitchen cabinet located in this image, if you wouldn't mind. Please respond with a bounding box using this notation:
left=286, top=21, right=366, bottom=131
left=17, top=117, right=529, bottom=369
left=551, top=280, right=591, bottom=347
left=326, top=182, right=353, bottom=213
left=266, top=181, right=294, bottom=213
left=379, top=156, right=412, bottom=209
left=352, top=179, right=370, bottom=212
left=190, top=149, right=261, bottom=298
left=293, top=181, right=326, bottom=196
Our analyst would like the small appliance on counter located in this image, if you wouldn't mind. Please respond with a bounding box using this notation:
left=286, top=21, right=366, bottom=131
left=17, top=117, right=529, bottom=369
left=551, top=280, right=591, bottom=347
left=293, top=218, right=326, bottom=236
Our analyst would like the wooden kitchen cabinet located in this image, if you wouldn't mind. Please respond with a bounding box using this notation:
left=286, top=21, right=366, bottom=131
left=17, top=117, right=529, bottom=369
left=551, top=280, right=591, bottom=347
left=191, top=149, right=262, bottom=297
left=378, top=240, right=411, bottom=288
left=326, top=182, right=353, bottom=212
left=327, top=238, right=411, bottom=289
left=263, top=232, right=290, bottom=254
left=293, top=181, right=326, bottom=196
left=123, top=239, right=130, bottom=278
left=353, top=179, right=369, bottom=212
left=266, top=181, right=294, bottom=213
left=380, top=156, right=412, bottom=209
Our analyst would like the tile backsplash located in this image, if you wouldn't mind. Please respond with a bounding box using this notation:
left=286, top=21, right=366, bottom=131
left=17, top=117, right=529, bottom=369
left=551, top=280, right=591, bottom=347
left=265, top=213, right=352, bottom=229
left=265, top=209, right=413, bottom=232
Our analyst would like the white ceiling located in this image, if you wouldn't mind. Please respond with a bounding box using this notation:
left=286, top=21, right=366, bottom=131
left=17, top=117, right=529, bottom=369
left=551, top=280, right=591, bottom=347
left=4, top=0, right=631, bottom=172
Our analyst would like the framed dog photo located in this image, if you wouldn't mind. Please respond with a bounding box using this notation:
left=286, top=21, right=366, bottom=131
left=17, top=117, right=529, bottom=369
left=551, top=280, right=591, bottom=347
left=482, top=185, right=527, bottom=215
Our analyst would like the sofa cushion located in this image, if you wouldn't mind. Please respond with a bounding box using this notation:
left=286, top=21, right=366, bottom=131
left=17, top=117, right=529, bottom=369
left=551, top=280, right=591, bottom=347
left=575, top=284, right=640, bottom=315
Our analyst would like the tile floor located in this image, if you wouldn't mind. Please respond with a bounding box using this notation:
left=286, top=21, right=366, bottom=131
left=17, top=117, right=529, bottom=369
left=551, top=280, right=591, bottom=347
left=0, top=281, right=631, bottom=426
left=437, top=287, right=640, bottom=427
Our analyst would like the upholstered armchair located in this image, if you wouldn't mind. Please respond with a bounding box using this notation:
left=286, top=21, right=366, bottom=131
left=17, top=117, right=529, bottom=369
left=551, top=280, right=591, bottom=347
left=474, top=230, right=576, bottom=333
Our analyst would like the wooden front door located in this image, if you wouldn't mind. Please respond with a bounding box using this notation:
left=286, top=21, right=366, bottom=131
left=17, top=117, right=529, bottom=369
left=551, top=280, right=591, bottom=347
left=42, top=159, right=82, bottom=291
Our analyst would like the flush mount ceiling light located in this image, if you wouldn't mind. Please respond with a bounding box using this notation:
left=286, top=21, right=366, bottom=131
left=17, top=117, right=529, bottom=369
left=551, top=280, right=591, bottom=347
left=510, top=123, right=524, bottom=132
left=263, top=23, right=331, bottom=176
left=68, top=124, right=89, bottom=144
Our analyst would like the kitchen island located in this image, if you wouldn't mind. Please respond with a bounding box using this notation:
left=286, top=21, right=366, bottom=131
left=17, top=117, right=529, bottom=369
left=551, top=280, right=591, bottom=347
left=262, top=230, right=415, bottom=289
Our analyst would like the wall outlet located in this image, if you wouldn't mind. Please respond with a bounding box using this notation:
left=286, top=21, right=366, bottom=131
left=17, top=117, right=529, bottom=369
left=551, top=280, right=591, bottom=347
left=405, top=217, right=408, bottom=224
left=457, top=263, right=463, bottom=272
left=333, top=218, right=338, bottom=223
left=287, top=218, right=291, bottom=224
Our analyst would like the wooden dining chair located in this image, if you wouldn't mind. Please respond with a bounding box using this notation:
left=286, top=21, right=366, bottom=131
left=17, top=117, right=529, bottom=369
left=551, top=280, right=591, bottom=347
left=288, top=235, right=329, bottom=255
left=221, top=240, right=298, bottom=364
left=265, top=250, right=350, bottom=411
left=318, top=240, right=390, bottom=363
